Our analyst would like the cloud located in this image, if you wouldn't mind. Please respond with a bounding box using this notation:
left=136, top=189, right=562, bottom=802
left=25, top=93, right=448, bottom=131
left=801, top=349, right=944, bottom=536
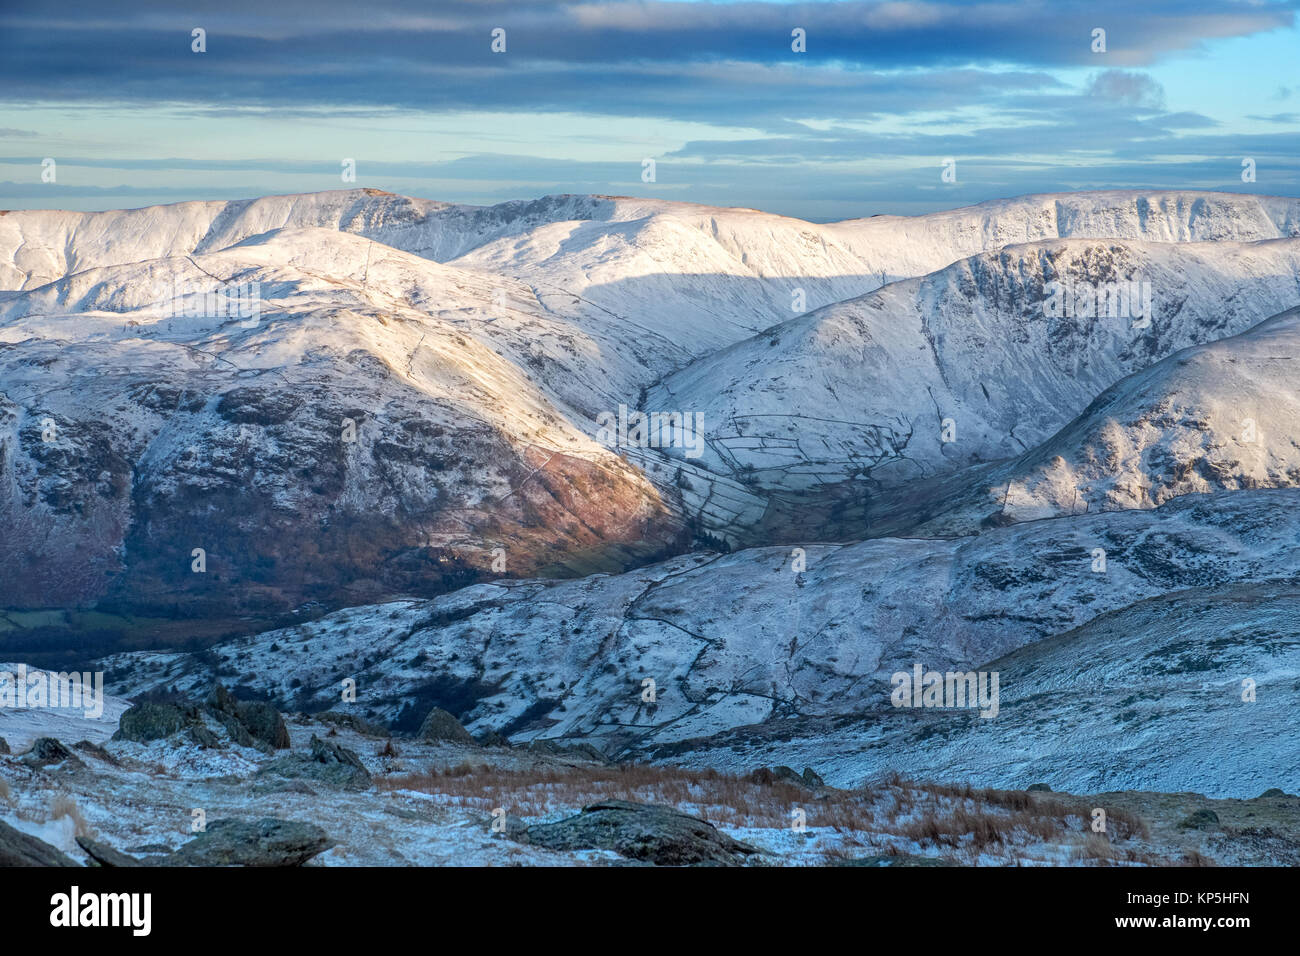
left=1087, top=70, right=1167, bottom=110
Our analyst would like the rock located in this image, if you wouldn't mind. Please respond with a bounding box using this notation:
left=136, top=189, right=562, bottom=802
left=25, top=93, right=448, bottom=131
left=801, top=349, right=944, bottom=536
left=77, top=836, right=142, bottom=867
left=73, top=740, right=119, bottom=766
left=203, top=685, right=258, bottom=749
left=126, top=843, right=175, bottom=856
left=525, top=800, right=760, bottom=866
left=186, top=723, right=222, bottom=749
left=22, top=737, right=85, bottom=770
left=113, top=700, right=196, bottom=742
left=1027, top=783, right=1053, bottom=792
left=1179, top=808, right=1221, bottom=830
left=234, top=700, right=291, bottom=750
left=162, top=818, right=333, bottom=867
left=1258, top=788, right=1289, bottom=798
left=0, top=736, right=9, bottom=755
left=260, top=735, right=371, bottom=790
left=750, top=766, right=817, bottom=789
left=476, top=729, right=511, bottom=748
left=488, top=813, right=531, bottom=842
left=417, top=707, right=476, bottom=745
left=0, top=819, right=79, bottom=866
left=316, top=711, right=388, bottom=738
left=526, top=738, right=611, bottom=765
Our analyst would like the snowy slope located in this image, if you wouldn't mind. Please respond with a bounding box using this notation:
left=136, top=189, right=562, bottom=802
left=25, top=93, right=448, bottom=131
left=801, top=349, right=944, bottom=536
left=649, top=238, right=1300, bottom=512
left=99, top=489, right=1300, bottom=759
left=0, top=227, right=686, bottom=611
left=867, top=306, right=1300, bottom=536
left=659, top=580, right=1300, bottom=800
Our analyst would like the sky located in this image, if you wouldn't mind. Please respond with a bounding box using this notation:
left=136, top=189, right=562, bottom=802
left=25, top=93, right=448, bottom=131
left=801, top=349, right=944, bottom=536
left=0, top=0, right=1297, bottom=221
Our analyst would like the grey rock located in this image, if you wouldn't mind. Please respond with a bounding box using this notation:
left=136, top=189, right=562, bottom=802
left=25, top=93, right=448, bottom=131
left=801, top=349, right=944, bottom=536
left=186, top=723, right=222, bottom=749
left=203, top=685, right=258, bottom=749
left=234, top=700, right=291, bottom=750
left=76, top=835, right=142, bottom=867
left=750, top=766, right=816, bottom=789
left=260, top=734, right=371, bottom=790
left=1027, top=783, right=1053, bottom=792
left=0, top=736, right=9, bottom=755
left=162, top=818, right=333, bottom=867
left=73, top=740, right=119, bottom=765
left=0, top=819, right=78, bottom=866
left=316, top=710, right=388, bottom=738
left=417, top=707, right=476, bottom=745
left=475, top=729, right=511, bottom=748
left=488, top=813, right=530, bottom=842
left=113, top=701, right=196, bottom=743
left=526, top=738, right=611, bottom=765
left=22, top=737, right=85, bottom=770
left=525, top=800, right=759, bottom=866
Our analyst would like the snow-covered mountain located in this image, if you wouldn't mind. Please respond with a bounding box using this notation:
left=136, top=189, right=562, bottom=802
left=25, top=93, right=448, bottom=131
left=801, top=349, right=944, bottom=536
left=4, top=189, right=1300, bottom=613
left=0, top=226, right=687, bottom=611
left=7, top=186, right=1300, bottom=807
left=648, top=237, right=1300, bottom=510
left=861, top=306, right=1300, bottom=537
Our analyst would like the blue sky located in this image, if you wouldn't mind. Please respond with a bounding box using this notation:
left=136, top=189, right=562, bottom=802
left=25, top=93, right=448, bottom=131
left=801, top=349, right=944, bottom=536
left=1, top=0, right=1296, bottom=220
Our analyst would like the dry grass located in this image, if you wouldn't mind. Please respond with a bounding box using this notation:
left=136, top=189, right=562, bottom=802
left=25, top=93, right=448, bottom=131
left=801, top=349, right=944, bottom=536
left=378, top=763, right=818, bottom=828
left=48, top=793, right=95, bottom=839
left=376, top=763, right=1160, bottom=864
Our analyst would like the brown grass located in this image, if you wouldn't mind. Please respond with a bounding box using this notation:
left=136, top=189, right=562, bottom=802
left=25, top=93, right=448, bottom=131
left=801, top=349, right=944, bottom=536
left=375, top=763, right=1160, bottom=864
left=48, top=793, right=95, bottom=839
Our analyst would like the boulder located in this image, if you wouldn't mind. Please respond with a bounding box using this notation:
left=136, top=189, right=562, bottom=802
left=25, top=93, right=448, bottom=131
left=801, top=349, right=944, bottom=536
left=260, top=735, right=371, bottom=790
left=235, top=700, right=291, bottom=750
left=76, top=835, right=142, bottom=867
left=525, top=738, right=611, bottom=765
left=1027, top=783, right=1053, bottom=792
left=22, top=737, right=85, bottom=770
left=750, top=765, right=822, bottom=789
left=113, top=700, right=196, bottom=743
left=73, top=740, right=119, bottom=766
left=163, top=818, right=333, bottom=867
left=0, top=736, right=9, bottom=755
left=417, top=707, right=476, bottom=745
left=476, top=729, right=511, bottom=748
left=316, top=711, right=388, bottom=738
left=0, top=819, right=78, bottom=866
left=525, top=800, right=759, bottom=866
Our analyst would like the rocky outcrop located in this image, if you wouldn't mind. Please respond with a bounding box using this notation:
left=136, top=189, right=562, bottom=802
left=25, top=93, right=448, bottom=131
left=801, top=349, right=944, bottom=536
left=21, top=737, right=85, bottom=770
left=260, top=735, right=371, bottom=790
left=0, top=820, right=79, bottom=866
left=162, top=818, right=333, bottom=867
left=417, top=708, right=476, bottom=746
left=524, top=800, right=759, bottom=866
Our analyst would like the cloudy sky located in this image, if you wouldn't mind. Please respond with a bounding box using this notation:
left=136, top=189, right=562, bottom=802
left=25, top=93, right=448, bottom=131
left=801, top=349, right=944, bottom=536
left=1, top=0, right=1297, bottom=220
